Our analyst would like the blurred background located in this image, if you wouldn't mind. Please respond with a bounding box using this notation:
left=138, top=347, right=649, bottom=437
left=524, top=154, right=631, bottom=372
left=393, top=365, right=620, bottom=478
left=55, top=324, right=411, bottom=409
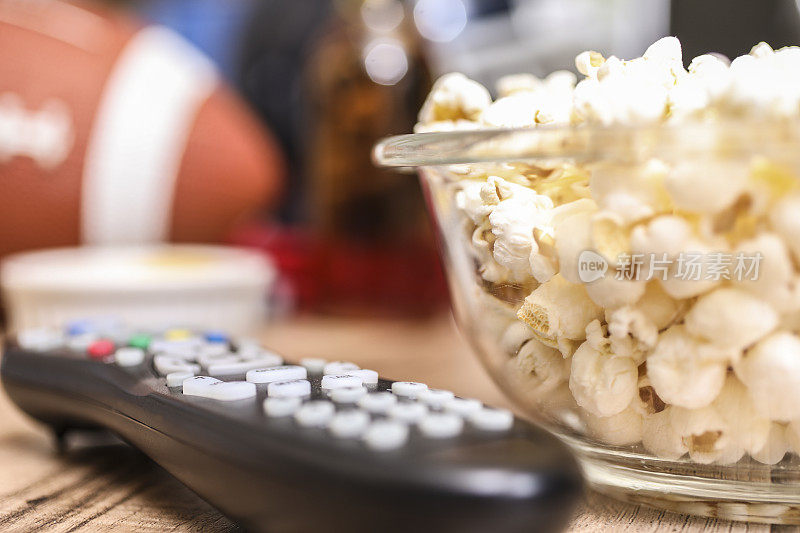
left=3, top=0, right=800, bottom=322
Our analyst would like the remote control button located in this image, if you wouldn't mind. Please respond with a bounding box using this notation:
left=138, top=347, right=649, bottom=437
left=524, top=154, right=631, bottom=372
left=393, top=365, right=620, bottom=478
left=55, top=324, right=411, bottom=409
left=388, top=402, right=428, bottom=424
left=67, top=333, right=98, bottom=352
left=197, top=354, right=240, bottom=368
left=207, top=355, right=283, bottom=377
left=236, top=341, right=264, bottom=359
left=87, top=339, right=115, bottom=360
left=198, top=343, right=230, bottom=358
left=204, top=331, right=228, bottom=344
left=17, top=328, right=63, bottom=352
left=149, top=340, right=200, bottom=359
left=363, top=420, right=408, bottom=451
left=419, top=413, right=463, bottom=439
left=182, top=376, right=221, bottom=395
left=468, top=408, right=514, bottom=431
left=330, top=386, right=367, bottom=403
left=166, top=370, right=195, bottom=387
left=240, top=348, right=283, bottom=363
left=357, top=392, right=397, bottom=414
left=443, top=397, right=483, bottom=416
left=164, top=329, right=193, bottom=341
left=264, top=396, right=302, bottom=417
left=300, top=357, right=327, bottom=374
left=345, top=369, right=379, bottom=385
left=391, top=381, right=428, bottom=398
left=246, top=365, right=307, bottom=384
left=418, top=389, right=455, bottom=408
left=154, top=355, right=200, bottom=375
left=127, top=333, right=151, bottom=350
left=294, top=401, right=335, bottom=427
left=328, top=410, right=370, bottom=438
left=115, top=347, right=145, bottom=367
left=267, top=379, right=311, bottom=398
left=66, top=319, right=94, bottom=337
left=323, top=361, right=359, bottom=375
left=321, top=374, right=363, bottom=390
left=205, top=381, right=257, bottom=401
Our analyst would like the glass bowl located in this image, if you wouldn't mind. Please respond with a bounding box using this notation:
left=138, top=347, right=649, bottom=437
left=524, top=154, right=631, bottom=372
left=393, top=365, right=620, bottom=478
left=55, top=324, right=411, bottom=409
left=374, top=121, right=800, bottom=524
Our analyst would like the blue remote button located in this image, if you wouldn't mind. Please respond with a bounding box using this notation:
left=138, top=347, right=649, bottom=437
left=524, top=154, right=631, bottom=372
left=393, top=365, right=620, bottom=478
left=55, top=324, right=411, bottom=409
left=204, top=331, right=228, bottom=344
left=66, top=319, right=93, bottom=336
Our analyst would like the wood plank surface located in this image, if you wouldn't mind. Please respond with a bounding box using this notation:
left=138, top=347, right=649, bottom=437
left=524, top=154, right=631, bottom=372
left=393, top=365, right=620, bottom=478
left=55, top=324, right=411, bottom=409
left=0, top=315, right=784, bottom=531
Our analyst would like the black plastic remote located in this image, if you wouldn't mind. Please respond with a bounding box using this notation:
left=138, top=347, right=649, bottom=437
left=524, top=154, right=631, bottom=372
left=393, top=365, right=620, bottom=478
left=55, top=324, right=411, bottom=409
left=1, top=322, right=582, bottom=533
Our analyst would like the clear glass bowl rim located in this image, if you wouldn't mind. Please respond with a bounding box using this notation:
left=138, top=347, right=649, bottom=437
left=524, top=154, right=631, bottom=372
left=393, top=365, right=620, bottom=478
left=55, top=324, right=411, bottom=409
left=372, top=119, right=800, bottom=168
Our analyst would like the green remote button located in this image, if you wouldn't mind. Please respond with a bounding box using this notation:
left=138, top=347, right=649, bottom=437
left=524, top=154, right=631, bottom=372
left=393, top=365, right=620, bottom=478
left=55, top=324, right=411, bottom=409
left=128, top=334, right=151, bottom=350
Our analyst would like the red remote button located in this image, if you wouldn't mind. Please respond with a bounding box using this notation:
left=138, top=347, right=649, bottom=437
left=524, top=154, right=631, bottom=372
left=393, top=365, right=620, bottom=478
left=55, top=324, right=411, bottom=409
left=87, top=339, right=115, bottom=359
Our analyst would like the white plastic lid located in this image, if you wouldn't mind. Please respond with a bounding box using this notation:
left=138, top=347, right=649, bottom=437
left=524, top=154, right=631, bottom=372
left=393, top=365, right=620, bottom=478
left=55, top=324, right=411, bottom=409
left=0, top=245, right=274, bottom=293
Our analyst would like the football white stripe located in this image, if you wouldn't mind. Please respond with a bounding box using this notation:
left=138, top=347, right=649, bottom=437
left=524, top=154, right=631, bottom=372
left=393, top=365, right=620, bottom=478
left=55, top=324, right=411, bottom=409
left=81, top=26, right=217, bottom=244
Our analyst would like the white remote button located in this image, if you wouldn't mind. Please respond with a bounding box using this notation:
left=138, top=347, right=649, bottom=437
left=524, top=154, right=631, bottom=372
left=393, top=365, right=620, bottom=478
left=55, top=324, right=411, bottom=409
left=388, top=402, right=428, bottom=423
left=182, top=376, right=222, bottom=396
left=154, top=355, right=200, bottom=376
left=469, top=407, right=514, bottom=431
left=321, top=374, right=363, bottom=390
left=207, top=355, right=283, bottom=377
left=419, top=412, right=464, bottom=439
left=268, top=379, right=311, bottom=398
left=264, top=396, right=302, bottom=417
left=115, top=347, right=145, bottom=367
left=363, top=421, right=408, bottom=451
left=18, top=328, right=63, bottom=352
left=236, top=341, right=265, bottom=359
left=67, top=333, right=98, bottom=352
left=330, top=386, right=367, bottom=403
left=240, top=348, right=283, bottom=363
left=198, top=354, right=239, bottom=368
left=391, top=381, right=428, bottom=398
left=294, top=401, right=335, bottom=427
left=328, top=410, right=370, bottom=438
left=205, top=381, right=257, bottom=401
left=246, top=365, right=307, bottom=384
left=166, top=370, right=195, bottom=388
left=345, top=369, right=379, bottom=385
left=149, top=340, right=201, bottom=359
left=300, top=357, right=327, bottom=374
left=198, top=343, right=230, bottom=358
left=443, top=397, right=483, bottom=416
left=357, top=392, right=397, bottom=414
left=418, top=389, right=455, bottom=408
left=323, top=361, right=359, bottom=375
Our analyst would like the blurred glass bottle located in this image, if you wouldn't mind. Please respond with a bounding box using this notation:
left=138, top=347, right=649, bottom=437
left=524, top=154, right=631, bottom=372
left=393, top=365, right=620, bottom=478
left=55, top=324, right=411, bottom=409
left=305, top=0, right=431, bottom=242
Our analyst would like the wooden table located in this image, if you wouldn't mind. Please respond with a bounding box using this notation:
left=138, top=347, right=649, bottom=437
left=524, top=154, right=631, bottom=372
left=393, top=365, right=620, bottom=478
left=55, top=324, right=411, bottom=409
left=0, top=315, right=782, bottom=532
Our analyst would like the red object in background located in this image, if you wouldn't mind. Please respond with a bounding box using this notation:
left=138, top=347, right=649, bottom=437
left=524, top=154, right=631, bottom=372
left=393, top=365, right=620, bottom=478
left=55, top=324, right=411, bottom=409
left=87, top=339, right=115, bottom=360
left=229, top=223, right=449, bottom=316
left=0, top=0, right=284, bottom=258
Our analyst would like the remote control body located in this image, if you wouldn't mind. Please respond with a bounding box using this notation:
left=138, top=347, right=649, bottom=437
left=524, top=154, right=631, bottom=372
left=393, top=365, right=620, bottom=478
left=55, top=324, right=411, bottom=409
left=1, top=326, right=581, bottom=533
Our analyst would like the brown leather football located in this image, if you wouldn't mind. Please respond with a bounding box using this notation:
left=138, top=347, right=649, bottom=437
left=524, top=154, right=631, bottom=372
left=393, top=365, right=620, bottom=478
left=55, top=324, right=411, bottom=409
left=0, top=0, right=284, bottom=258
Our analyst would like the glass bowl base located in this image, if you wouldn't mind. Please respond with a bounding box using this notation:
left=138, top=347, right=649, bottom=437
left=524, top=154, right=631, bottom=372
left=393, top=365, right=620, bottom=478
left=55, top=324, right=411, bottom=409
left=565, top=437, right=800, bottom=525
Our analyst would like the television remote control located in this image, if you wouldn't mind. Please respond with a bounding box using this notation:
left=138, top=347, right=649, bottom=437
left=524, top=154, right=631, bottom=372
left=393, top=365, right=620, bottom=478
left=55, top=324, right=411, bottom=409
left=1, top=321, right=582, bottom=533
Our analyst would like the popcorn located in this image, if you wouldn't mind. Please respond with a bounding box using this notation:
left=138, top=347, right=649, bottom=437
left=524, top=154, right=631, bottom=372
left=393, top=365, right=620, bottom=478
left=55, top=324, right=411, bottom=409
left=416, top=73, right=491, bottom=131
left=496, top=73, right=542, bottom=97
left=589, top=160, right=672, bottom=225
left=516, top=274, right=603, bottom=348
left=513, top=338, right=569, bottom=395
left=750, top=423, right=788, bottom=465
left=684, top=288, right=778, bottom=350
left=569, top=340, right=638, bottom=417
left=669, top=405, right=745, bottom=465
left=429, top=37, right=800, bottom=466
left=583, top=402, right=643, bottom=446
left=642, top=409, right=688, bottom=460
left=664, top=160, right=748, bottom=214
left=731, top=233, right=800, bottom=313
left=769, top=194, right=800, bottom=262
left=735, top=332, right=800, bottom=422
left=647, top=326, right=731, bottom=409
